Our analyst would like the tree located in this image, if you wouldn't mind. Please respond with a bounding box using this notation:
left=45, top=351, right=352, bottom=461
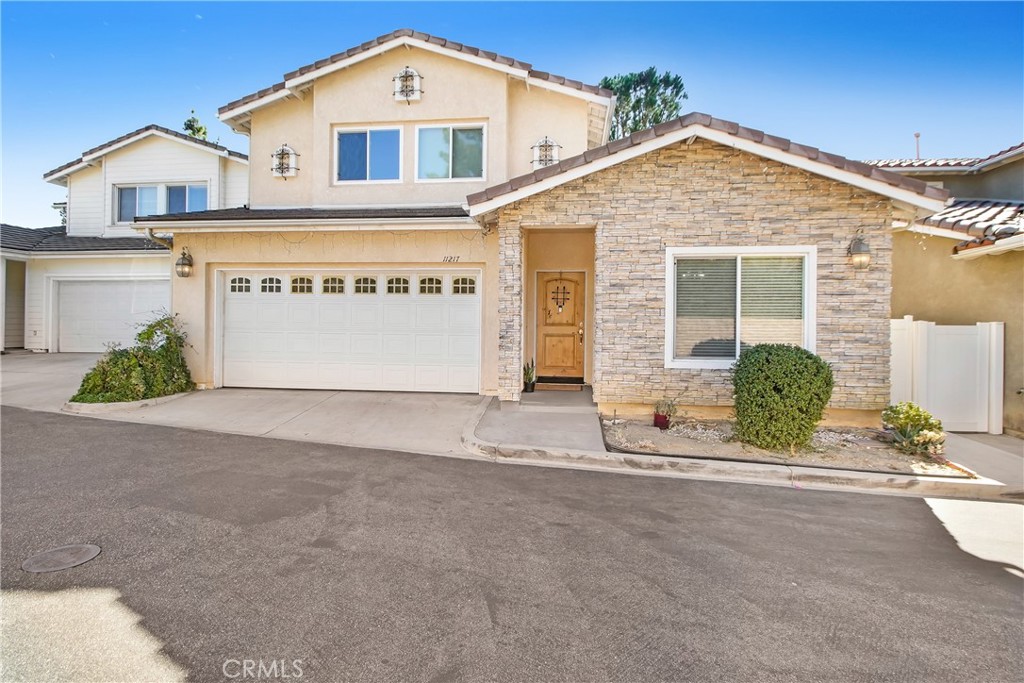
left=183, top=110, right=208, bottom=140
left=599, top=67, right=688, bottom=140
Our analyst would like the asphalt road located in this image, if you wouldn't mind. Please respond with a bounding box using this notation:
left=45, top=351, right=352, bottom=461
left=2, top=406, right=1021, bottom=683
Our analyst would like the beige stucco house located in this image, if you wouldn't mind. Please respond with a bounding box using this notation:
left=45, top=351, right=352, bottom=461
left=871, top=143, right=1023, bottom=434
left=136, top=29, right=948, bottom=424
left=1, top=126, right=248, bottom=353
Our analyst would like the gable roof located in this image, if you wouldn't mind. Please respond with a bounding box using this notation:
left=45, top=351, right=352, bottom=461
left=865, top=141, right=1024, bottom=175
left=43, top=124, right=248, bottom=185
left=0, top=224, right=167, bottom=254
left=467, top=112, right=949, bottom=217
left=218, top=28, right=613, bottom=125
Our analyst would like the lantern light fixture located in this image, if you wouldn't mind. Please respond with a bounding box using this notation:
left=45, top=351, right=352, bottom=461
left=393, top=66, right=423, bottom=103
left=532, top=136, right=562, bottom=170
left=175, top=248, right=194, bottom=278
left=271, top=144, right=299, bottom=178
left=848, top=235, right=872, bottom=270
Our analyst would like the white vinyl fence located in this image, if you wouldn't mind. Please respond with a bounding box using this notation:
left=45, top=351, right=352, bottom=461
left=890, top=316, right=1004, bottom=434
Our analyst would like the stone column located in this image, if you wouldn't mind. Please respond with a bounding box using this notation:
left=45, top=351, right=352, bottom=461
left=497, top=219, right=523, bottom=401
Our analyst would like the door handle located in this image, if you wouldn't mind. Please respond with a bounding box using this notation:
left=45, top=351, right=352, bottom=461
left=578, top=323, right=584, bottom=345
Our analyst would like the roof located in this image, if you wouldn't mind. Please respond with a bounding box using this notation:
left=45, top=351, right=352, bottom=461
left=219, top=28, right=613, bottom=118
left=0, top=224, right=167, bottom=253
left=915, top=199, right=1024, bottom=255
left=136, top=206, right=470, bottom=224
left=467, top=112, right=949, bottom=215
left=865, top=142, right=1024, bottom=174
left=43, top=124, right=248, bottom=184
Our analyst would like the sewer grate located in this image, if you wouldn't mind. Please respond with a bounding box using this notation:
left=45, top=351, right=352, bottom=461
left=22, top=544, right=101, bottom=573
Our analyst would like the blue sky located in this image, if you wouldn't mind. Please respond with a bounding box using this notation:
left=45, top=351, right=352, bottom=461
left=2, top=1, right=1021, bottom=227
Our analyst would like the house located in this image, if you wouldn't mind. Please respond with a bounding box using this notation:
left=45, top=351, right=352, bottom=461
left=0, top=125, right=249, bottom=353
left=868, top=143, right=1023, bottom=434
left=136, top=29, right=947, bottom=425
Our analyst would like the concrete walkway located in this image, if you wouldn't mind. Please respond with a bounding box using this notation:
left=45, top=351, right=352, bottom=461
left=946, top=433, right=1023, bottom=489
left=474, top=388, right=606, bottom=451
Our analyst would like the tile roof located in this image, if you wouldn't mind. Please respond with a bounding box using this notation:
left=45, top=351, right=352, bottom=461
left=916, top=199, right=1024, bottom=254
left=219, top=28, right=612, bottom=115
left=865, top=142, right=1024, bottom=172
left=0, top=224, right=167, bottom=253
left=467, top=112, right=949, bottom=208
left=43, top=124, right=248, bottom=180
left=136, top=206, right=471, bottom=223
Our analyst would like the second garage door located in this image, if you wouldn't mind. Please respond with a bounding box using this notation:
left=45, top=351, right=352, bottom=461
left=58, top=279, right=170, bottom=352
left=222, top=270, right=481, bottom=393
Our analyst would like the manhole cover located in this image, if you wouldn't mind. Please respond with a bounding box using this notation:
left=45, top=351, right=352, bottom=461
left=22, top=544, right=101, bottom=573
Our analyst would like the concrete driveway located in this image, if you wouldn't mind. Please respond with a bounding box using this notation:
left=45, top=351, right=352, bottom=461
left=0, top=351, right=486, bottom=458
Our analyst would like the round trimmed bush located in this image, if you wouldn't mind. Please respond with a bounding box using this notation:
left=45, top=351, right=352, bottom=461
left=732, top=344, right=833, bottom=451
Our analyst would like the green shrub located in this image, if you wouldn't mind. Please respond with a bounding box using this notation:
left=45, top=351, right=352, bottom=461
left=732, top=344, right=834, bottom=451
left=71, top=315, right=194, bottom=403
left=882, top=402, right=945, bottom=457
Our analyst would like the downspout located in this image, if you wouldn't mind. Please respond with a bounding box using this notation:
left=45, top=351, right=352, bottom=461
left=143, top=226, right=173, bottom=250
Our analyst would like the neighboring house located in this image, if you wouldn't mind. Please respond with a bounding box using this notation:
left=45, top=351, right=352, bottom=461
left=137, top=29, right=947, bottom=425
left=868, top=143, right=1024, bottom=434
left=0, top=125, right=248, bottom=353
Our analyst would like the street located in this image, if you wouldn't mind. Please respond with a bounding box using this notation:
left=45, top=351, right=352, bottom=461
left=2, top=406, right=1021, bottom=682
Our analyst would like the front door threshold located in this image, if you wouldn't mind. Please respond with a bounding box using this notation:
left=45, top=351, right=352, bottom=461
left=535, top=377, right=585, bottom=392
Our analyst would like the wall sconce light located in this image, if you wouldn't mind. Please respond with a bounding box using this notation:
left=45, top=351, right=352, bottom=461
left=848, top=235, right=871, bottom=270
left=175, top=248, right=194, bottom=278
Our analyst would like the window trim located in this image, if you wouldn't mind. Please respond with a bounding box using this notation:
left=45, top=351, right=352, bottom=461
left=664, top=246, right=817, bottom=370
left=333, top=125, right=403, bottom=185
left=115, top=181, right=209, bottom=224
left=414, top=123, right=487, bottom=183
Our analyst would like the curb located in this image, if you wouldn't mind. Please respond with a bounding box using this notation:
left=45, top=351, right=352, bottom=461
left=62, top=391, right=192, bottom=415
left=460, top=399, right=1021, bottom=502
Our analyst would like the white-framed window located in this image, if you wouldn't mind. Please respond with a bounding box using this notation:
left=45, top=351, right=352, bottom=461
left=260, top=277, right=282, bottom=293
left=166, top=184, right=208, bottom=214
left=419, top=276, right=443, bottom=294
left=452, top=276, right=476, bottom=295
left=416, top=124, right=485, bottom=181
left=386, top=276, right=410, bottom=294
left=354, top=277, right=377, bottom=294
left=336, top=127, right=401, bottom=183
left=116, top=185, right=158, bottom=222
left=664, top=246, right=816, bottom=370
left=291, top=276, right=313, bottom=294
left=229, top=276, right=251, bottom=293
left=322, top=277, right=345, bottom=294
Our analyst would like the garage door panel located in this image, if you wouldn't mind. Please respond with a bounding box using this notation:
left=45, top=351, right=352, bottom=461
left=58, top=280, right=170, bottom=352
left=223, top=270, right=480, bottom=392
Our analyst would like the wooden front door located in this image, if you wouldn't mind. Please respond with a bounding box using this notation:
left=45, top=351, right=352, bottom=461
left=536, top=272, right=585, bottom=378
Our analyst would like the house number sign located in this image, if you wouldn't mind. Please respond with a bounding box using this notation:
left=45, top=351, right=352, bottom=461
left=442, top=256, right=460, bottom=262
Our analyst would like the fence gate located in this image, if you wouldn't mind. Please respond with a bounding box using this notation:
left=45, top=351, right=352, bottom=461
left=890, top=316, right=1004, bottom=434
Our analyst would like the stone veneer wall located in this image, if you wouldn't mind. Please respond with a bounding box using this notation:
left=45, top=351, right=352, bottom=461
left=493, top=138, right=896, bottom=409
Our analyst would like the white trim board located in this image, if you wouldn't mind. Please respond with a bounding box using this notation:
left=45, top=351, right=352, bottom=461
left=469, top=124, right=948, bottom=217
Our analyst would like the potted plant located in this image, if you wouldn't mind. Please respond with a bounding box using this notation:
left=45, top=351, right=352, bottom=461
left=653, top=398, right=677, bottom=430
left=523, top=358, right=537, bottom=393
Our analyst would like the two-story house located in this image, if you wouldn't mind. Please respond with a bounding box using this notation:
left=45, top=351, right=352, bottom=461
left=0, top=125, right=248, bottom=353
left=137, top=29, right=948, bottom=425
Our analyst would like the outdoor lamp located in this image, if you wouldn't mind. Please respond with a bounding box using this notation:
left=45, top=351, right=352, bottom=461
left=175, top=248, right=194, bottom=278
left=848, top=236, right=871, bottom=270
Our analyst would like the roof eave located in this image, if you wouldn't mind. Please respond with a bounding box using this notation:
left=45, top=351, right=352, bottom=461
left=952, top=233, right=1024, bottom=260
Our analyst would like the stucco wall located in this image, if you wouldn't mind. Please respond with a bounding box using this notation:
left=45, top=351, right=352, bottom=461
left=171, top=229, right=499, bottom=392
left=247, top=46, right=593, bottom=209
left=892, top=231, right=1024, bottom=433
left=494, top=138, right=896, bottom=411
left=910, top=161, right=1023, bottom=201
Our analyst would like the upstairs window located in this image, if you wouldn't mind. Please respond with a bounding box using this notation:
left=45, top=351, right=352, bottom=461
left=167, top=184, right=208, bottom=214
left=117, top=186, right=158, bottom=222
left=417, top=125, right=484, bottom=180
left=337, top=129, right=401, bottom=182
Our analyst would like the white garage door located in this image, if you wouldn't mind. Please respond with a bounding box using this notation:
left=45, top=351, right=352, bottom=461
left=222, top=270, right=481, bottom=393
left=58, top=280, right=170, bottom=352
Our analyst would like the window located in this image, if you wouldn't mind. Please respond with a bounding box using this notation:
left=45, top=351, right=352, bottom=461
left=354, top=277, right=377, bottom=294
left=417, top=125, right=484, bottom=180
left=337, top=129, right=401, bottom=182
left=386, top=276, right=410, bottom=294
left=260, top=277, right=282, bottom=293
left=229, top=277, right=251, bottom=293
left=452, top=277, right=476, bottom=295
left=117, top=186, right=158, bottom=222
left=665, top=247, right=815, bottom=369
left=291, top=276, right=313, bottom=294
left=167, top=184, right=208, bottom=214
left=419, top=276, right=443, bottom=294
left=322, top=277, right=345, bottom=294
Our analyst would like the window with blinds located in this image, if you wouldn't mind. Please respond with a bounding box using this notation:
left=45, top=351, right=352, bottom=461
left=674, top=255, right=805, bottom=361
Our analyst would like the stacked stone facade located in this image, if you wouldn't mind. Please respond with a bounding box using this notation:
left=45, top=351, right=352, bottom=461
left=493, top=138, right=895, bottom=410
